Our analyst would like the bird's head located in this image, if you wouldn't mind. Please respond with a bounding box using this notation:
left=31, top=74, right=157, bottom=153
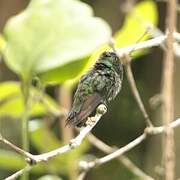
left=97, top=51, right=123, bottom=75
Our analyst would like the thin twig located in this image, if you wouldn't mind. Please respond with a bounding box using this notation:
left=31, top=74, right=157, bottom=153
left=77, top=171, right=87, bottom=180
left=88, top=134, right=154, bottom=180
left=79, top=118, right=180, bottom=170
left=3, top=104, right=107, bottom=180
left=2, top=32, right=180, bottom=179
left=116, top=32, right=180, bottom=59
left=33, top=88, right=68, bottom=118
left=5, top=165, right=32, bottom=180
left=134, top=12, right=180, bottom=57
left=125, top=60, right=153, bottom=127
left=58, top=85, right=73, bottom=143
left=0, top=134, right=35, bottom=160
left=58, top=85, right=75, bottom=179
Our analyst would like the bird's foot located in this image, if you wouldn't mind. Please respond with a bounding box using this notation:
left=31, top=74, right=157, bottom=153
left=86, top=117, right=96, bottom=127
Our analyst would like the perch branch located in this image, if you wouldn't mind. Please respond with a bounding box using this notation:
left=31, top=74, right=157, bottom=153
left=77, top=171, right=88, bottom=180
left=2, top=104, right=107, bottom=180
left=2, top=32, right=180, bottom=179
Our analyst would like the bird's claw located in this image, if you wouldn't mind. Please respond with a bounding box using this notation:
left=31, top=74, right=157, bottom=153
left=86, top=117, right=96, bottom=127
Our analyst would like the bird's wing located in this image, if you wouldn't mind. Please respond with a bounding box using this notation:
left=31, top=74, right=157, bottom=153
left=75, top=92, right=102, bottom=126
left=66, top=92, right=102, bottom=127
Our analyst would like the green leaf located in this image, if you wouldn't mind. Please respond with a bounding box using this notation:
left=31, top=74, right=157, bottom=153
left=39, top=57, right=89, bottom=84
left=0, top=150, right=50, bottom=173
left=30, top=120, right=62, bottom=152
left=3, top=0, right=111, bottom=82
left=66, top=0, right=158, bottom=87
left=0, top=150, right=25, bottom=170
left=0, top=81, right=59, bottom=118
left=114, top=0, right=158, bottom=56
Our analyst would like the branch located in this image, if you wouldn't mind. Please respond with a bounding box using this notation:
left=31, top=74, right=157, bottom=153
left=58, top=85, right=73, bottom=144
left=0, top=134, right=35, bottom=161
left=77, top=171, right=87, bottom=180
left=116, top=32, right=180, bottom=59
left=33, top=89, right=68, bottom=118
left=125, top=60, right=153, bottom=127
left=88, top=134, right=154, bottom=180
left=131, top=9, right=180, bottom=57
left=5, top=165, right=32, bottom=180
left=79, top=118, right=180, bottom=170
left=2, top=32, right=180, bottom=179
left=2, top=104, right=107, bottom=180
left=161, top=0, right=177, bottom=179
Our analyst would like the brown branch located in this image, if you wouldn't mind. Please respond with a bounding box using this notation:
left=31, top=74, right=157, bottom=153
left=161, top=0, right=177, bottom=179
left=1, top=117, right=180, bottom=179
left=58, top=85, right=73, bottom=143
left=0, top=134, right=35, bottom=161
left=79, top=118, right=180, bottom=171
left=1, top=104, right=107, bottom=180
left=88, top=134, right=154, bottom=180
left=116, top=32, right=180, bottom=59
left=77, top=171, right=87, bottom=180
left=2, top=32, right=180, bottom=179
left=58, top=85, right=75, bottom=180
left=124, top=57, right=153, bottom=127
left=5, top=165, right=32, bottom=180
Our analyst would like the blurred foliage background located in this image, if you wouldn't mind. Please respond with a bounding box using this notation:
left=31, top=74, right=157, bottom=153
left=0, top=0, right=180, bottom=180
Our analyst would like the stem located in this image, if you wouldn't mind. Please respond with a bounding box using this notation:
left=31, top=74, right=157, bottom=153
left=161, top=0, right=177, bottom=179
left=58, top=85, right=75, bottom=180
left=58, top=85, right=73, bottom=143
left=88, top=134, right=154, bottom=180
left=21, top=80, right=31, bottom=180
left=125, top=62, right=153, bottom=127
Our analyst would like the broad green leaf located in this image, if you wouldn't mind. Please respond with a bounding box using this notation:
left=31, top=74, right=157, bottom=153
left=0, top=150, right=25, bottom=170
left=3, top=0, right=111, bottom=82
left=29, top=120, right=61, bottom=152
left=114, top=0, right=158, bottom=55
left=66, top=0, right=158, bottom=88
left=0, top=150, right=51, bottom=173
left=0, top=82, right=59, bottom=118
left=39, top=57, right=89, bottom=84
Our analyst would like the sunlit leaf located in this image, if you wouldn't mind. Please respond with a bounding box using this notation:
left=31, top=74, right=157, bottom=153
left=114, top=0, right=158, bottom=56
left=0, top=82, right=59, bottom=118
left=66, top=0, right=158, bottom=88
left=30, top=120, right=61, bottom=152
left=0, top=150, right=25, bottom=170
left=3, top=0, right=111, bottom=82
left=0, top=150, right=50, bottom=173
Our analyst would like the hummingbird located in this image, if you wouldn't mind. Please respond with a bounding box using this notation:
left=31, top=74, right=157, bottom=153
left=66, top=51, right=123, bottom=127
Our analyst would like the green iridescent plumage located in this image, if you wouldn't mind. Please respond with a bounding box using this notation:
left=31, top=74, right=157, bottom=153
left=66, top=51, right=123, bottom=127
